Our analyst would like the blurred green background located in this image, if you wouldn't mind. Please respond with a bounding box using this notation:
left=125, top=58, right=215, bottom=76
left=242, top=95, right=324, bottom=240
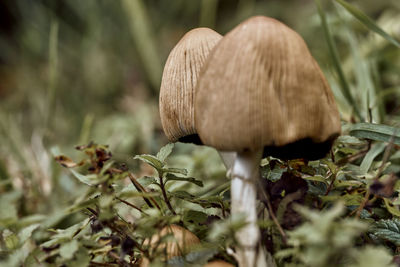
left=0, top=0, right=399, bottom=216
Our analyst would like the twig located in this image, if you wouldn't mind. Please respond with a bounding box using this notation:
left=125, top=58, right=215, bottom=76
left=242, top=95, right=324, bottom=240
left=220, top=200, right=226, bottom=218
left=87, top=207, right=98, bottom=216
left=324, top=173, right=336, bottom=196
left=355, top=189, right=371, bottom=219
left=108, top=251, right=130, bottom=267
left=116, top=197, right=148, bottom=215
left=87, top=208, right=125, bottom=237
left=276, top=190, right=304, bottom=223
left=336, top=141, right=371, bottom=166
left=159, top=175, right=176, bottom=215
left=128, top=172, right=161, bottom=210
left=257, top=179, right=287, bottom=243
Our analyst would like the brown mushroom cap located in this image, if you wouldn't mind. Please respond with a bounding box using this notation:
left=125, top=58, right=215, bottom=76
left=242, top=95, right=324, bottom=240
left=195, top=16, right=341, bottom=159
left=160, top=28, right=222, bottom=144
left=203, top=260, right=235, bottom=267
left=141, top=224, right=200, bottom=265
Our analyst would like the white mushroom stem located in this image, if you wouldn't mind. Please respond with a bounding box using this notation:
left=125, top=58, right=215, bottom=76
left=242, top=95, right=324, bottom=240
left=218, top=151, right=237, bottom=173
left=230, top=149, right=268, bottom=267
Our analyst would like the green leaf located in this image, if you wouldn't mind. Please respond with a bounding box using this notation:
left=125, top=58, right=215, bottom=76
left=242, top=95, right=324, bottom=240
left=165, top=173, right=203, bottom=187
left=383, top=198, right=400, bottom=217
left=3, top=230, right=19, bottom=250
left=117, top=190, right=159, bottom=199
left=0, top=191, right=21, bottom=226
left=183, top=210, right=208, bottom=226
left=261, top=162, right=286, bottom=182
left=170, top=190, right=195, bottom=200
left=99, top=195, right=114, bottom=208
left=69, top=169, right=98, bottom=186
left=360, top=143, right=386, bottom=173
left=99, top=160, right=115, bottom=176
left=350, top=246, right=395, bottom=267
left=134, top=154, right=164, bottom=171
left=314, top=0, right=362, bottom=121
left=369, top=219, right=400, bottom=246
left=163, top=167, right=188, bottom=176
left=139, top=176, right=158, bottom=187
left=156, top=143, right=174, bottom=162
left=67, top=247, right=91, bottom=267
left=274, top=248, right=298, bottom=260
left=303, top=175, right=328, bottom=184
left=66, top=198, right=99, bottom=213
left=41, top=218, right=90, bottom=248
left=336, top=135, right=366, bottom=146
left=60, top=239, right=79, bottom=260
left=18, top=224, right=40, bottom=245
left=349, top=123, right=400, bottom=144
left=335, top=0, right=400, bottom=48
left=15, top=214, right=46, bottom=229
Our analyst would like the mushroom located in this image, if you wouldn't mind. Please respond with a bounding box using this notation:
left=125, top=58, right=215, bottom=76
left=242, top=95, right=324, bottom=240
left=159, top=27, right=236, bottom=169
left=140, top=224, right=200, bottom=266
left=204, top=260, right=235, bottom=267
left=195, top=16, right=341, bottom=267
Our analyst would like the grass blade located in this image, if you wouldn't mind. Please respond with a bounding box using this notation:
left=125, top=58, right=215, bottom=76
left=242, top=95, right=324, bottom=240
left=342, top=18, right=379, bottom=123
left=199, top=0, right=219, bottom=28
left=349, top=122, right=400, bottom=145
left=236, top=0, right=255, bottom=21
left=122, top=0, right=162, bottom=91
left=360, top=142, right=385, bottom=173
left=45, top=19, right=59, bottom=128
left=335, top=0, right=400, bottom=48
left=314, top=0, right=363, bottom=121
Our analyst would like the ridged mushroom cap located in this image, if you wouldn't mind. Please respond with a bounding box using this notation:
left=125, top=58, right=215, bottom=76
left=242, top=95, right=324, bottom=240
left=160, top=28, right=222, bottom=144
left=195, top=16, right=341, bottom=159
left=203, top=260, right=235, bottom=267
left=140, top=224, right=200, bottom=267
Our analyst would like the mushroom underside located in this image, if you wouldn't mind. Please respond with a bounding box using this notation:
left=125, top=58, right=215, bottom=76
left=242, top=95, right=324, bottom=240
left=262, top=134, right=339, bottom=160
left=179, top=133, right=339, bottom=160
left=178, top=133, right=203, bottom=145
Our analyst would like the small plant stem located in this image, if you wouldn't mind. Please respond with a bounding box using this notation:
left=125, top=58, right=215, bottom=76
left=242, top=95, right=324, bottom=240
left=128, top=173, right=161, bottom=210
left=355, top=189, right=371, bottom=219
left=200, top=181, right=230, bottom=197
left=258, top=180, right=287, bottom=243
left=86, top=208, right=127, bottom=239
left=87, top=208, right=146, bottom=254
left=159, top=174, right=176, bottom=215
left=108, top=251, right=129, bottom=266
left=116, top=197, right=147, bottom=215
left=325, top=173, right=337, bottom=196
left=336, top=141, right=371, bottom=166
left=87, top=207, right=98, bottom=216
left=220, top=200, right=226, bottom=218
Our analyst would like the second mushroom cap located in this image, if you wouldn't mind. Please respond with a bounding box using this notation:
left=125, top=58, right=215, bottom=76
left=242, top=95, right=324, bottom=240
left=159, top=28, right=222, bottom=144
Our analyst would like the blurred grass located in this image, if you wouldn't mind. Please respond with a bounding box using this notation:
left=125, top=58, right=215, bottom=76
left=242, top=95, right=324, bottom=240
left=199, top=0, right=219, bottom=28
left=315, top=0, right=363, bottom=121
left=335, top=0, right=400, bottom=48
left=122, top=0, right=162, bottom=91
left=0, top=0, right=399, bottom=219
